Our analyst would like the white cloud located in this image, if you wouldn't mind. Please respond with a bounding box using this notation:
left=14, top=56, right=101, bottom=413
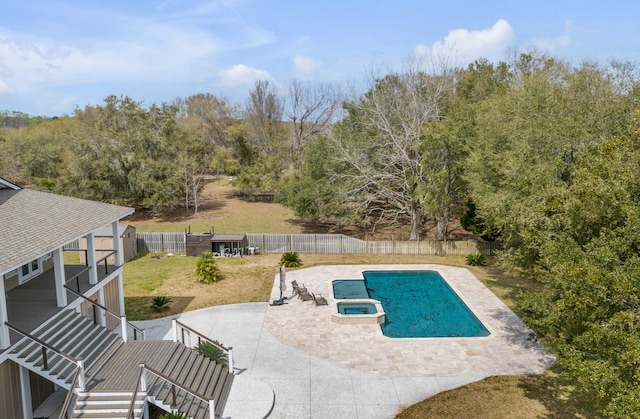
left=0, top=1, right=275, bottom=100
left=0, top=22, right=223, bottom=98
left=293, top=55, right=320, bottom=79
left=416, top=19, right=515, bottom=64
left=531, top=20, right=572, bottom=53
left=218, top=64, right=271, bottom=87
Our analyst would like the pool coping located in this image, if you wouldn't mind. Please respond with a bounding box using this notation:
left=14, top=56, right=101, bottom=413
left=265, top=264, right=555, bottom=377
left=329, top=269, right=494, bottom=339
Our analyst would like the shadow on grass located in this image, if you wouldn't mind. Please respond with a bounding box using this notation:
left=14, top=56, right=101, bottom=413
left=518, top=365, right=603, bottom=418
left=125, top=296, right=196, bottom=321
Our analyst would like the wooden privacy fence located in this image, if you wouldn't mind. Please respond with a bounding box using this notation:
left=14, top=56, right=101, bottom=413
left=136, top=232, right=500, bottom=256
left=136, top=232, right=188, bottom=253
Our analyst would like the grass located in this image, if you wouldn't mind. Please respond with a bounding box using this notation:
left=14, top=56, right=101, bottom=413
left=120, top=183, right=599, bottom=419
left=123, top=252, right=465, bottom=320
left=126, top=177, right=302, bottom=234
left=396, top=369, right=601, bottom=419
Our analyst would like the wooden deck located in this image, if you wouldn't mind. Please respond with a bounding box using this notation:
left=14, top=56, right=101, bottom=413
left=4, top=264, right=117, bottom=346
left=88, top=340, right=179, bottom=391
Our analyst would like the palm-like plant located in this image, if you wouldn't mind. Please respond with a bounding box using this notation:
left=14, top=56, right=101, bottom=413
left=196, top=251, right=223, bottom=284
left=159, top=410, right=189, bottom=419
left=466, top=252, right=487, bottom=266
left=280, top=251, right=302, bottom=268
left=194, top=340, right=228, bottom=366
left=150, top=296, right=172, bottom=311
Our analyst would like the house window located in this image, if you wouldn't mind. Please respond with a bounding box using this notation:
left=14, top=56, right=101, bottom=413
left=18, top=258, right=43, bottom=284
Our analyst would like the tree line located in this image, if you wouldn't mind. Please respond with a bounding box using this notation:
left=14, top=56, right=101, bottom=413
left=2, top=50, right=640, bottom=416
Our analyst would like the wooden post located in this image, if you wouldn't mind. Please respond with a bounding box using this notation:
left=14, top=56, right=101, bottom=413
left=121, top=316, right=128, bottom=342
left=77, top=359, right=86, bottom=392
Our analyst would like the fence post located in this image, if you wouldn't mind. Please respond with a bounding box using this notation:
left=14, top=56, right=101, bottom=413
left=228, top=347, right=234, bottom=373
left=208, top=399, right=216, bottom=418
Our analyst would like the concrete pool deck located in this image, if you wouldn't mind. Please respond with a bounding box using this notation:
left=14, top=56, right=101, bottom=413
left=133, top=264, right=555, bottom=418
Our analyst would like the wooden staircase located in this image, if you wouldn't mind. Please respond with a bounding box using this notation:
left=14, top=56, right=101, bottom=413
left=7, top=309, right=123, bottom=389
left=7, top=311, right=234, bottom=418
left=146, top=344, right=234, bottom=418
left=69, top=391, right=146, bottom=418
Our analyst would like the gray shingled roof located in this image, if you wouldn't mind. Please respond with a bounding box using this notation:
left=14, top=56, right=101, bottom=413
left=0, top=188, right=134, bottom=274
left=92, top=223, right=131, bottom=238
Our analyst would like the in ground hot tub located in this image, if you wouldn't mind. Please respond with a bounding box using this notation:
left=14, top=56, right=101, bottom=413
left=337, top=302, right=376, bottom=315
left=331, top=299, right=385, bottom=325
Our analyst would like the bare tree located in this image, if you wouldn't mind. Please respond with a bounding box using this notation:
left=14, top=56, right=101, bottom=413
left=284, top=80, right=343, bottom=153
left=331, top=57, right=456, bottom=240
left=244, top=80, right=285, bottom=154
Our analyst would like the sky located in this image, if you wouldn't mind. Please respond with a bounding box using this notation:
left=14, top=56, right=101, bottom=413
left=1, top=0, right=639, bottom=117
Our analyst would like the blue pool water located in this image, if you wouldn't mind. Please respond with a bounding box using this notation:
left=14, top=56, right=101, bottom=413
left=333, top=271, right=489, bottom=338
left=337, top=302, right=377, bottom=315
left=332, top=280, right=369, bottom=299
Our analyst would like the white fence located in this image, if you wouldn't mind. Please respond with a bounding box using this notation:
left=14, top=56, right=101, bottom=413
left=136, top=232, right=500, bottom=256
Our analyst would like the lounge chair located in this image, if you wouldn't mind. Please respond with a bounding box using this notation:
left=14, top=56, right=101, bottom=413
left=291, top=280, right=303, bottom=297
left=312, top=293, right=328, bottom=306
left=297, top=286, right=314, bottom=301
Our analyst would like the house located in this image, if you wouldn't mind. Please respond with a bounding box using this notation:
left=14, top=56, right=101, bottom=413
left=77, top=223, right=137, bottom=264
left=0, top=178, right=233, bottom=418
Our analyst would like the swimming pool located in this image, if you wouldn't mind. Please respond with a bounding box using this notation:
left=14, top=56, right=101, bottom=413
left=333, top=270, right=490, bottom=338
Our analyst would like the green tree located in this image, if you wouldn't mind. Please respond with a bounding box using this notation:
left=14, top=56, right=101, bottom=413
left=61, top=96, right=183, bottom=211
left=278, top=136, right=349, bottom=221
left=465, top=54, right=638, bottom=271
left=518, top=130, right=640, bottom=418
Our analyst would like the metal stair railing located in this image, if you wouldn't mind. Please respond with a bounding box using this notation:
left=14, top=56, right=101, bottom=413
left=58, top=366, right=82, bottom=419
left=128, top=363, right=216, bottom=419
left=4, top=321, right=86, bottom=391
left=172, top=319, right=233, bottom=373
left=64, top=285, right=145, bottom=341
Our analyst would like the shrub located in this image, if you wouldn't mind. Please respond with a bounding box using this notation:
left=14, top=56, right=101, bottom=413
left=196, top=252, right=222, bottom=284
left=159, top=411, right=188, bottom=419
left=150, top=296, right=172, bottom=311
left=466, top=253, right=487, bottom=266
left=280, top=251, right=302, bottom=268
left=194, top=340, right=228, bottom=366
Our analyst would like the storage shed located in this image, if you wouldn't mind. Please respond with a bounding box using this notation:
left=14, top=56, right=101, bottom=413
left=185, top=228, right=247, bottom=257
left=78, top=224, right=137, bottom=263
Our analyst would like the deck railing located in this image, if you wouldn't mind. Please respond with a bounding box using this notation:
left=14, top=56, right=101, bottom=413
left=127, top=363, right=216, bottom=419
left=64, top=286, right=145, bottom=341
left=65, top=249, right=117, bottom=293
left=4, top=322, right=85, bottom=391
left=172, top=319, right=233, bottom=373
left=58, top=367, right=82, bottom=419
